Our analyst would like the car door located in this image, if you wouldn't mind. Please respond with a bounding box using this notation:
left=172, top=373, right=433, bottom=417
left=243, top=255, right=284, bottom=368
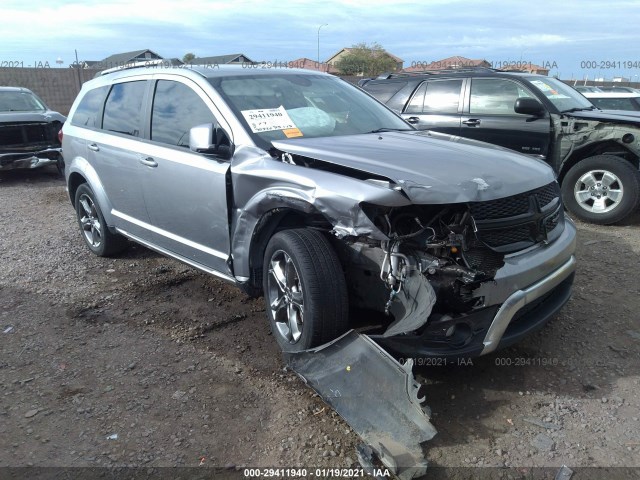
left=401, top=78, right=463, bottom=135
left=137, top=77, right=233, bottom=276
left=460, top=77, right=551, bottom=158
left=88, top=79, right=151, bottom=238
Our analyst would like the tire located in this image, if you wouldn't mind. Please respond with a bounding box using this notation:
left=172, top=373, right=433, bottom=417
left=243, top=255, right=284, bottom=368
left=74, top=184, right=128, bottom=256
left=561, top=155, right=640, bottom=225
left=262, top=228, right=349, bottom=352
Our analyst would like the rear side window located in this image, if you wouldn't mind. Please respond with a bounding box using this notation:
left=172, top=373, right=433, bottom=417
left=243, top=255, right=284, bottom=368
left=151, top=80, right=216, bottom=147
left=406, top=80, right=463, bottom=114
left=363, top=81, right=408, bottom=103
left=71, top=86, right=109, bottom=127
left=102, top=81, right=147, bottom=136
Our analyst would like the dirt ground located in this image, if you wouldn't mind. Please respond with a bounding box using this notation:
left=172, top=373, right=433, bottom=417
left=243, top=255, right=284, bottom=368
left=1, top=168, right=640, bottom=479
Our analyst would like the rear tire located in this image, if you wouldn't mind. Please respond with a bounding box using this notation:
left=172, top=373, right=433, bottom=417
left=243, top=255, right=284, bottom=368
left=262, top=228, right=349, bottom=352
left=74, top=184, right=128, bottom=256
left=561, top=155, right=640, bottom=224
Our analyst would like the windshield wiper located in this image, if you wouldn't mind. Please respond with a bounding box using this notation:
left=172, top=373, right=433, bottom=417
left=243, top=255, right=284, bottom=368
left=561, top=106, right=597, bottom=113
left=368, top=127, right=414, bottom=133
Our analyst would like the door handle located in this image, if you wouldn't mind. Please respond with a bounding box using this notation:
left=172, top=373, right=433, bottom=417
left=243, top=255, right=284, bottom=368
left=406, top=117, right=420, bottom=124
left=139, top=157, right=158, bottom=168
left=88, top=143, right=99, bottom=152
left=462, top=119, right=481, bottom=127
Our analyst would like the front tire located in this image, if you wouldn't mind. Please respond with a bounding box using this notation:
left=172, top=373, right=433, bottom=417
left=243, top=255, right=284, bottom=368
left=561, top=155, right=640, bottom=224
left=262, top=228, right=349, bottom=352
left=74, top=184, right=128, bottom=256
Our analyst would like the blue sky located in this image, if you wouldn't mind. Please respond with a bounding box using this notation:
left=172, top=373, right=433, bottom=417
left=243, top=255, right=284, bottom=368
left=2, top=0, right=640, bottom=81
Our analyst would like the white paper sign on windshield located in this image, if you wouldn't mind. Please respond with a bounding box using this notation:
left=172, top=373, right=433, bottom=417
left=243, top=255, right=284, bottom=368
left=241, top=106, right=298, bottom=133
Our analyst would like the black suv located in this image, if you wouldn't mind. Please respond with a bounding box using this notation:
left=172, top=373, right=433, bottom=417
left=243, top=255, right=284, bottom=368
left=361, top=69, right=640, bottom=224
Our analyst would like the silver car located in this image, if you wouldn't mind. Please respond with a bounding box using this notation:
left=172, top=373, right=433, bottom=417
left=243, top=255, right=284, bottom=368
left=62, top=64, right=576, bottom=356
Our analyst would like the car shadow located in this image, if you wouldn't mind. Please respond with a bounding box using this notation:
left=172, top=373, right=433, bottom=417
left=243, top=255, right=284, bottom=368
left=0, top=166, right=63, bottom=185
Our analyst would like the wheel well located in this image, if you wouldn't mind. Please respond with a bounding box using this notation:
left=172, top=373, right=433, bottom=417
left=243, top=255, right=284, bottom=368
left=67, top=172, right=87, bottom=206
left=247, top=209, right=332, bottom=293
left=559, top=141, right=639, bottom=183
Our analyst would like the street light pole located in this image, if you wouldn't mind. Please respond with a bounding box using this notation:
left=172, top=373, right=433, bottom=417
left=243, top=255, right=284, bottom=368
left=317, top=24, right=328, bottom=69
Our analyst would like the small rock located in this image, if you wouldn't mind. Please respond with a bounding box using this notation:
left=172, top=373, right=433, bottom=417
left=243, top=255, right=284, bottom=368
left=24, top=409, right=39, bottom=418
left=495, top=448, right=503, bottom=456
left=531, top=433, right=555, bottom=452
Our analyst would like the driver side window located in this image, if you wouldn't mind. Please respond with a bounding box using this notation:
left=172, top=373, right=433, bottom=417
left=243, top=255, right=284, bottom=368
left=470, top=78, right=535, bottom=115
left=151, top=80, right=217, bottom=147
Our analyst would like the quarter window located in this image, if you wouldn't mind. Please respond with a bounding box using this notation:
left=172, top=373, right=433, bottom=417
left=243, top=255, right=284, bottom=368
left=102, top=81, right=146, bottom=136
left=151, top=80, right=216, bottom=147
left=71, top=86, right=109, bottom=128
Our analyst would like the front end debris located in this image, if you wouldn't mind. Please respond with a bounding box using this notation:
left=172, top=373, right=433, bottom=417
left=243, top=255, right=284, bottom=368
left=285, top=330, right=437, bottom=480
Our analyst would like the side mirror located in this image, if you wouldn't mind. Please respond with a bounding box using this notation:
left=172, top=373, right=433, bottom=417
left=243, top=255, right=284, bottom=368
left=514, top=98, right=545, bottom=116
left=189, top=123, right=233, bottom=159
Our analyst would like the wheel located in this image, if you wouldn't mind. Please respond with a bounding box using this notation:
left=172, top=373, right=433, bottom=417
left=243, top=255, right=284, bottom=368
left=561, top=155, right=640, bottom=224
left=262, top=228, right=349, bottom=352
left=74, top=184, right=128, bottom=256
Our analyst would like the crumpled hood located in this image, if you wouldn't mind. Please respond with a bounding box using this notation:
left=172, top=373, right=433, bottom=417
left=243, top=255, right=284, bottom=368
left=273, top=131, right=556, bottom=204
left=0, top=110, right=66, bottom=124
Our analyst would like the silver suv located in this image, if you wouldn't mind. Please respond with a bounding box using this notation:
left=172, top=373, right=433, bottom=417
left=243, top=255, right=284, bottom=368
left=62, top=64, right=576, bottom=357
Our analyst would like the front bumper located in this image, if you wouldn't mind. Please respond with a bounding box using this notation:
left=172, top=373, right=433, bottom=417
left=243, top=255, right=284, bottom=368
left=371, top=221, right=577, bottom=359
left=0, top=148, right=62, bottom=171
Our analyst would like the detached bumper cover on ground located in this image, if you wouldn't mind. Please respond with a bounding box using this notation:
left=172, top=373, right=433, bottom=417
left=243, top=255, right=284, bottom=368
left=286, top=331, right=437, bottom=480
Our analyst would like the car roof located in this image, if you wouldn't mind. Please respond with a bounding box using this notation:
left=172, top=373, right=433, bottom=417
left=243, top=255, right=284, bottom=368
left=95, top=63, right=330, bottom=80
left=0, top=86, right=33, bottom=93
left=582, top=92, right=640, bottom=98
left=371, top=69, right=539, bottom=82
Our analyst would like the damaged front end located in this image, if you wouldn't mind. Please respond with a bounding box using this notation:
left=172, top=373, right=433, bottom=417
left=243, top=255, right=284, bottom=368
left=0, top=121, right=63, bottom=171
left=338, top=180, right=575, bottom=358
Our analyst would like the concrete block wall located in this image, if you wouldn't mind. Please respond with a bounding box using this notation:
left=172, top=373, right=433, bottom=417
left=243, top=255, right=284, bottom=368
left=0, top=68, right=98, bottom=116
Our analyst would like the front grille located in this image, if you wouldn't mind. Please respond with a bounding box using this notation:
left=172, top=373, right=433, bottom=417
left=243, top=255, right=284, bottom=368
left=470, top=182, right=564, bottom=254
left=0, top=122, right=53, bottom=148
left=479, top=224, right=532, bottom=247
left=470, top=182, right=559, bottom=220
left=464, top=244, right=505, bottom=274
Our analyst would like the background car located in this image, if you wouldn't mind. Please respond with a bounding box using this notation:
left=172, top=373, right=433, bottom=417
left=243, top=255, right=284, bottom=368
left=0, top=86, right=65, bottom=173
left=574, top=85, right=603, bottom=93
left=583, top=92, right=640, bottom=111
left=361, top=69, right=640, bottom=225
left=598, top=86, right=640, bottom=94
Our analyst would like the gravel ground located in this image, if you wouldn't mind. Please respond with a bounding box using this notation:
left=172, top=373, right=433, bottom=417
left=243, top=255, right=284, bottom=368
left=1, top=168, right=639, bottom=479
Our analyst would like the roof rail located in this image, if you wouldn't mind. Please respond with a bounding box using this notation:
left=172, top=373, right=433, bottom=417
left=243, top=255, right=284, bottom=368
left=377, top=67, right=502, bottom=79
left=96, top=59, right=168, bottom=77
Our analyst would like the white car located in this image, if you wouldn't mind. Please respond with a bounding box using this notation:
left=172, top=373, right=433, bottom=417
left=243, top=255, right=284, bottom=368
left=583, top=92, right=640, bottom=111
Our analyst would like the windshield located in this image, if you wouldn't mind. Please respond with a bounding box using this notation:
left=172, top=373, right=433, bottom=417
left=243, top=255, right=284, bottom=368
left=525, top=76, right=594, bottom=112
left=0, top=91, right=47, bottom=112
left=210, top=73, right=411, bottom=149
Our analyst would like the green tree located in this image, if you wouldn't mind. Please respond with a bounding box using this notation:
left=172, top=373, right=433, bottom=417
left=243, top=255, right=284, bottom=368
left=335, top=42, right=398, bottom=76
left=182, top=52, right=196, bottom=64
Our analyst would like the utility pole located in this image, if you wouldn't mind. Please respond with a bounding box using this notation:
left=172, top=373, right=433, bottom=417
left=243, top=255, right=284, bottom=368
left=317, top=24, right=328, bottom=69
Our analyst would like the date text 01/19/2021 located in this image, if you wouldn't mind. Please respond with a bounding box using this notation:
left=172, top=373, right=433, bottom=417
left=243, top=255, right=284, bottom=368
left=398, top=357, right=474, bottom=367
left=243, top=468, right=391, bottom=478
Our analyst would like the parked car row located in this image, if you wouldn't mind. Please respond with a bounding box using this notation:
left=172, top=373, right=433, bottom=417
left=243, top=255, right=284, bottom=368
left=360, top=69, right=640, bottom=225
